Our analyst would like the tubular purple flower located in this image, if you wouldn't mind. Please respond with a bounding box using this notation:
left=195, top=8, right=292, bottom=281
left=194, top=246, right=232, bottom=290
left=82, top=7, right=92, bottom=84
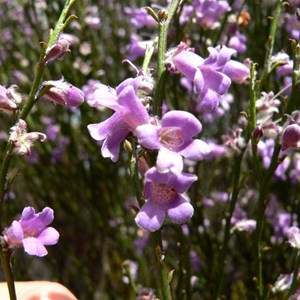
left=42, top=79, right=84, bottom=107
left=135, top=110, right=210, bottom=172
left=135, top=167, right=197, bottom=231
left=3, top=207, right=59, bottom=257
left=87, top=75, right=153, bottom=162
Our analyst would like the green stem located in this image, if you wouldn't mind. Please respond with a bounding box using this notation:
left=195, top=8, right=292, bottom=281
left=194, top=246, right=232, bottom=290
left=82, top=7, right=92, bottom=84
left=257, top=0, right=282, bottom=93
left=284, top=40, right=300, bottom=115
left=153, top=0, right=181, bottom=117
left=285, top=251, right=300, bottom=300
left=151, top=230, right=172, bottom=300
left=214, top=150, right=245, bottom=300
left=254, top=142, right=281, bottom=299
left=0, top=249, right=17, bottom=300
left=142, top=37, right=159, bottom=72
left=129, top=140, right=143, bottom=208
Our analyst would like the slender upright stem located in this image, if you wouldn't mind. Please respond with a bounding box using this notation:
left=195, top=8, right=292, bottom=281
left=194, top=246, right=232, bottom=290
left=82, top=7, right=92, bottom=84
left=0, top=249, right=17, bottom=300
left=214, top=151, right=245, bottom=300
left=285, top=251, right=300, bottom=300
left=153, top=0, right=181, bottom=117
left=257, top=0, right=282, bottom=93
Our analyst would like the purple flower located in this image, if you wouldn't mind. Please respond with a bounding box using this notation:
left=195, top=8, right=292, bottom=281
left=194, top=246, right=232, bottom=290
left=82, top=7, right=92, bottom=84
left=192, top=0, right=230, bottom=29
left=135, top=110, right=210, bottom=172
left=166, top=43, right=249, bottom=113
left=3, top=207, right=59, bottom=257
left=124, top=7, right=157, bottom=28
left=9, top=119, right=46, bottom=156
left=0, top=84, right=22, bottom=114
left=87, top=75, right=152, bottom=162
left=42, top=79, right=84, bottom=107
left=287, top=226, right=300, bottom=249
left=135, top=167, right=197, bottom=231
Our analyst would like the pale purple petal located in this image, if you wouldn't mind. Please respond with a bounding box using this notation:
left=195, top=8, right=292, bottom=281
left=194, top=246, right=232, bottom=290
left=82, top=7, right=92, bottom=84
left=156, top=148, right=183, bottom=173
left=4, top=221, right=23, bottom=247
left=22, top=237, right=48, bottom=257
left=223, top=60, right=250, bottom=83
left=145, top=167, right=197, bottom=194
left=135, top=201, right=165, bottom=232
left=20, top=207, right=54, bottom=232
left=89, top=84, right=119, bottom=109
left=161, top=111, right=202, bottom=138
left=166, top=195, right=194, bottom=224
left=172, top=51, right=204, bottom=79
left=197, top=89, right=220, bottom=113
left=201, top=68, right=231, bottom=95
left=117, top=85, right=149, bottom=129
left=135, top=124, right=161, bottom=149
left=37, top=227, right=60, bottom=245
left=179, top=139, right=211, bottom=160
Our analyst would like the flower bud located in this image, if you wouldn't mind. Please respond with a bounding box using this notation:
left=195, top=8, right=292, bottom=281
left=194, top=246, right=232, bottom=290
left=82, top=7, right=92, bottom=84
left=42, top=79, right=84, bottom=107
left=281, top=124, right=300, bottom=151
left=44, top=38, right=70, bottom=64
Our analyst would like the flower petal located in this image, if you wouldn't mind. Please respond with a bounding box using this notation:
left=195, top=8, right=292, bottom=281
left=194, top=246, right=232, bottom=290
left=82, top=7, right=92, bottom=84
left=135, top=124, right=161, bottom=149
left=135, top=201, right=165, bottom=232
left=37, top=227, right=60, bottom=246
left=161, top=110, right=202, bottom=138
left=156, top=148, right=183, bottom=173
left=167, top=195, right=194, bottom=224
left=22, top=237, right=48, bottom=257
left=179, top=139, right=211, bottom=160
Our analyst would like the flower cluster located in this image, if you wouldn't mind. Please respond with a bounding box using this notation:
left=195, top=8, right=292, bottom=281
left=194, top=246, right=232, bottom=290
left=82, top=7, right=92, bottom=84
left=87, top=61, right=212, bottom=231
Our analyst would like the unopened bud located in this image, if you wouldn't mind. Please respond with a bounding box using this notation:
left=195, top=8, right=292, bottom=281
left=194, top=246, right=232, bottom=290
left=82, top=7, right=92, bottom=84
left=44, top=38, right=70, bottom=64
left=281, top=123, right=300, bottom=151
left=42, top=79, right=84, bottom=107
left=123, top=139, right=133, bottom=153
left=252, top=126, right=263, bottom=143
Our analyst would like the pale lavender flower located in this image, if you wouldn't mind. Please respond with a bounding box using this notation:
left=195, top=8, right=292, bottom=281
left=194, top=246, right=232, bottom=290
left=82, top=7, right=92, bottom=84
left=124, top=7, right=157, bottom=28
left=290, top=153, right=300, bottom=183
left=87, top=75, right=152, bottom=162
left=42, top=79, right=84, bottom=107
left=0, top=84, right=22, bottom=114
left=126, top=34, right=156, bottom=61
left=9, top=119, right=46, bottom=156
left=85, top=16, right=101, bottom=29
left=222, top=127, right=246, bottom=153
left=3, top=207, right=59, bottom=257
left=231, top=219, right=257, bottom=233
left=228, top=31, right=247, bottom=54
left=272, top=273, right=293, bottom=293
left=166, top=43, right=249, bottom=112
left=192, top=0, right=230, bottom=29
left=135, top=167, right=197, bottom=232
left=287, top=226, right=300, bottom=249
left=271, top=212, right=296, bottom=243
left=135, top=110, right=210, bottom=173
